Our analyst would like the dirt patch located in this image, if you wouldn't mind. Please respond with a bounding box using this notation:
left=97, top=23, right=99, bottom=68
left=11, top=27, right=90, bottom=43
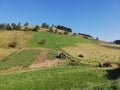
left=29, top=49, right=62, bottom=69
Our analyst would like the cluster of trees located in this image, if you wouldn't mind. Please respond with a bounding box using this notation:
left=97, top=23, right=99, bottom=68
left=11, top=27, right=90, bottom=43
left=41, top=23, right=72, bottom=33
left=0, top=22, right=72, bottom=33
left=56, top=25, right=72, bottom=32
left=0, top=22, right=40, bottom=32
left=113, top=40, right=120, bottom=44
left=0, top=23, right=21, bottom=30
left=78, top=33, right=93, bottom=38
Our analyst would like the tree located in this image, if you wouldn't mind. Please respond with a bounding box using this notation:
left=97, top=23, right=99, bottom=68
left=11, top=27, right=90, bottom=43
left=55, top=29, right=58, bottom=34
left=17, top=22, right=21, bottom=30
left=64, top=31, right=69, bottom=35
left=73, top=33, right=77, bottom=36
left=96, top=37, right=99, bottom=40
left=6, top=24, right=12, bottom=30
left=24, top=22, right=29, bottom=30
left=48, top=27, right=54, bottom=33
left=0, top=23, right=6, bottom=30
left=24, top=22, right=29, bottom=27
left=41, top=23, right=49, bottom=28
left=11, top=23, right=17, bottom=30
left=33, top=25, right=39, bottom=32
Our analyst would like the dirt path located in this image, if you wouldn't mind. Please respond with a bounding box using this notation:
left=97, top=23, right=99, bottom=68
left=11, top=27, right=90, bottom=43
left=29, top=49, right=62, bottom=69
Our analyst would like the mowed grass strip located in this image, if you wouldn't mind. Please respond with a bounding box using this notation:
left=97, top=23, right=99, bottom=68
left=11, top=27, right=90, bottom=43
left=47, top=50, right=58, bottom=60
left=0, top=49, right=41, bottom=69
left=0, top=66, right=120, bottom=90
left=27, top=32, right=93, bottom=49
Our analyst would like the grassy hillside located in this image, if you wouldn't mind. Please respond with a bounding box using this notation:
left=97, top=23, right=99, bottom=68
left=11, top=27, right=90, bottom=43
left=0, top=65, right=120, bottom=90
left=0, top=29, right=120, bottom=90
left=27, top=32, right=93, bottom=49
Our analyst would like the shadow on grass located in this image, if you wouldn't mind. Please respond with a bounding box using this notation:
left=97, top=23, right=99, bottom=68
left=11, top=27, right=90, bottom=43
left=106, top=67, right=120, bottom=80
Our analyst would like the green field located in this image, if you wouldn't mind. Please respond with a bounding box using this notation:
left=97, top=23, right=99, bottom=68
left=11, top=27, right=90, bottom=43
left=27, top=32, right=93, bottom=49
left=0, top=65, right=120, bottom=90
left=0, top=49, right=41, bottom=69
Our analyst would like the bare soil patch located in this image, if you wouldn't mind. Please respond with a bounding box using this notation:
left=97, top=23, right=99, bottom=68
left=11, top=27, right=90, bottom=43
left=29, top=49, right=62, bottom=69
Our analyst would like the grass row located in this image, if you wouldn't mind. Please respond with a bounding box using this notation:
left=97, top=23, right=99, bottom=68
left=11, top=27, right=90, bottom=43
left=0, top=49, right=41, bottom=69
left=47, top=50, right=58, bottom=60
left=0, top=65, right=120, bottom=90
left=27, top=32, right=93, bottom=49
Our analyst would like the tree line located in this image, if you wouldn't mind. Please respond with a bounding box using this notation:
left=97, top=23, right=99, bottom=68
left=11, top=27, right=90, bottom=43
left=0, top=22, right=73, bottom=33
left=0, top=22, right=39, bottom=32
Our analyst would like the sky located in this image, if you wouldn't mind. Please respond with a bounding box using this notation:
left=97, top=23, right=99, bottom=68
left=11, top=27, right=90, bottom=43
left=0, top=0, right=120, bottom=42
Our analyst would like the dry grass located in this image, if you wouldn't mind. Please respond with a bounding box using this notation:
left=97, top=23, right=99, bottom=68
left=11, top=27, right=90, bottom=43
left=0, top=30, right=33, bottom=48
left=0, top=48, right=17, bottom=60
left=63, top=44, right=120, bottom=65
left=0, top=30, right=34, bottom=59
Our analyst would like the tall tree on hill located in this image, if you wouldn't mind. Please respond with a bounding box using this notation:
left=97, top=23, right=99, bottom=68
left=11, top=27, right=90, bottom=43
left=6, top=24, right=12, bottom=30
left=0, top=23, right=6, bottom=30
left=11, top=23, right=17, bottom=30
left=41, top=23, right=49, bottom=29
left=24, top=22, right=29, bottom=30
left=17, top=22, right=21, bottom=30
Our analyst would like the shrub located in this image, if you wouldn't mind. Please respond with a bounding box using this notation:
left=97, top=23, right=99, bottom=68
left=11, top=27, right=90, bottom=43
left=69, top=59, right=80, bottom=65
left=8, top=41, right=17, bottom=48
left=39, top=39, right=46, bottom=44
left=58, top=32, right=62, bottom=35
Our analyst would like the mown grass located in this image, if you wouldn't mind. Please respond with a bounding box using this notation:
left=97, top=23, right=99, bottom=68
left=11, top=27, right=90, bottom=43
left=27, top=32, right=93, bottom=49
left=0, top=65, right=120, bottom=90
left=0, top=49, right=41, bottom=69
left=47, top=50, right=58, bottom=60
left=64, top=44, right=120, bottom=65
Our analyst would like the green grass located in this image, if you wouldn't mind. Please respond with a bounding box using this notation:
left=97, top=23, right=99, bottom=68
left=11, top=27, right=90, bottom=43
left=0, top=49, right=41, bottom=69
left=27, top=32, right=93, bottom=49
left=47, top=50, right=58, bottom=60
left=0, top=65, right=120, bottom=90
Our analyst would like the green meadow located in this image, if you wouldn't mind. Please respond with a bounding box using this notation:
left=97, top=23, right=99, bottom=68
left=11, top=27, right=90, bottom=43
left=0, top=65, right=120, bottom=90
left=27, top=32, right=93, bottom=49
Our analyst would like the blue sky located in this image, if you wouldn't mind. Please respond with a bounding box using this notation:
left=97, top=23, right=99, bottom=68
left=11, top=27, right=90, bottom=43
left=0, top=0, right=120, bottom=41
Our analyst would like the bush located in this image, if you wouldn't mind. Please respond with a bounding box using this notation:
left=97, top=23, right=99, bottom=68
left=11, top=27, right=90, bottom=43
left=58, top=32, right=62, bottom=35
left=8, top=41, right=17, bottom=48
left=39, top=39, right=46, bottom=44
left=69, top=59, right=80, bottom=65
